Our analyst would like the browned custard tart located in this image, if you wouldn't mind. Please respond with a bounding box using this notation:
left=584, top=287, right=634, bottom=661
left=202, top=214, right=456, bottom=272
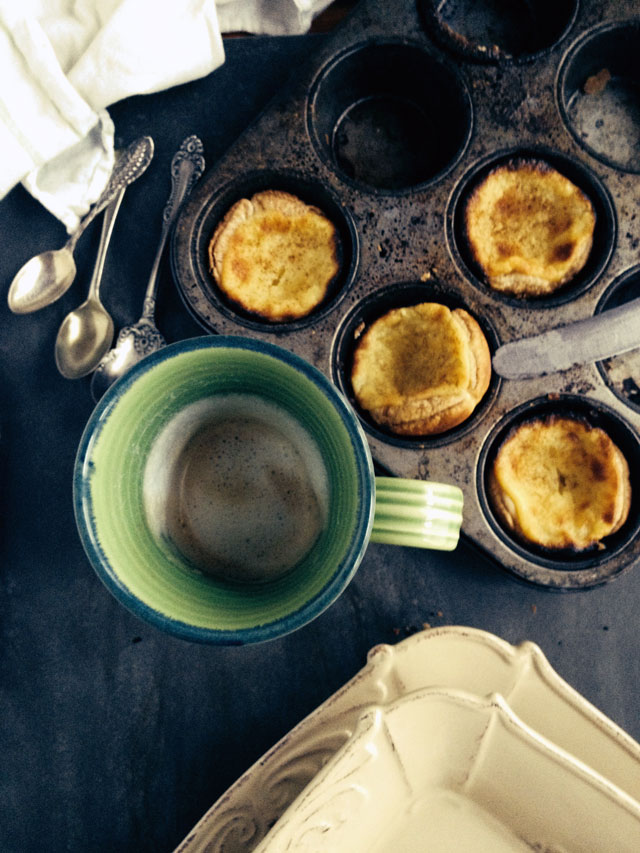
left=464, top=159, right=596, bottom=297
left=208, top=190, right=340, bottom=321
left=350, top=301, right=491, bottom=436
left=488, top=415, right=631, bottom=551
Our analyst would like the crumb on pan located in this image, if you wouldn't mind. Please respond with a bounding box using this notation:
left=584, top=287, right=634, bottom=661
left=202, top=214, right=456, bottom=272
left=583, top=68, right=611, bottom=95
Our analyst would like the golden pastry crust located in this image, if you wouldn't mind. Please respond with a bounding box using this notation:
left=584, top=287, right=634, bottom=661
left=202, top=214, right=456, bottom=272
left=488, top=415, right=631, bottom=551
left=464, top=160, right=596, bottom=297
left=208, top=190, right=340, bottom=321
left=350, top=302, right=491, bottom=436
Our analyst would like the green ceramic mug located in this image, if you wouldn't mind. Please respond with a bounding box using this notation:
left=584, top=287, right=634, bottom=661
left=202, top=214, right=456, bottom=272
left=74, top=336, right=463, bottom=644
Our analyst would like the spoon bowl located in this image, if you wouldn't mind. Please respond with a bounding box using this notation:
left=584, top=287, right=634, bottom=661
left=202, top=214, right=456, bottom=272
left=90, top=319, right=165, bottom=400
left=7, top=136, right=154, bottom=315
left=55, top=188, right=125, bottom=380
left=8, top=247, right=77, bottom=314
left=55, top=298, right=114, bottom=379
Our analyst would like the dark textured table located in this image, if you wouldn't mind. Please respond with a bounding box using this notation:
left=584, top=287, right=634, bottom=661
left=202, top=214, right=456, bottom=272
left=1, top=34, right=639, bottom=853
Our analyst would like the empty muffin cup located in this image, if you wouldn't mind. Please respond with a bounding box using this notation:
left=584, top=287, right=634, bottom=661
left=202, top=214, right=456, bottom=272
left=558, top=20, right=640, bottom=174
left=595, top=267, right=640, bottom=414
left=307, top=40, right=472, bottom=192
left=418, top=0, right=578, bottom=63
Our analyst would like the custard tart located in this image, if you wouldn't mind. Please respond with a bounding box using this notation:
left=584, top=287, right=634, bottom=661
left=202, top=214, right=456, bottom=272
left=464, top=159, right=596, bottom=297
left=488, top=415, right=631, bottom=551
left=350, top=302, right=491, bottom=436
left=208, top=190, right=340, bottom=321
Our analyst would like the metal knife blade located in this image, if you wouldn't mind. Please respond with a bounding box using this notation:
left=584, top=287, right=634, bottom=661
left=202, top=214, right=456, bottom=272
left=493, top=297, right=640, bottom=379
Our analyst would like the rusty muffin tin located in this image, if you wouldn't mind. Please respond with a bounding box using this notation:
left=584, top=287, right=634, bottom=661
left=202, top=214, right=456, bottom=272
left=171, top=0, right=640, bottom=589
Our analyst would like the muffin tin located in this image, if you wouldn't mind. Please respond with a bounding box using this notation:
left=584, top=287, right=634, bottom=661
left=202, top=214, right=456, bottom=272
left=171, top=0, right=640, bottom=589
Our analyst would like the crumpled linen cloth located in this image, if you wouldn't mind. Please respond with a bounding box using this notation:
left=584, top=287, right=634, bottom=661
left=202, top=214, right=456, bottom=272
left=216, top=0, right=333, bottom=35
left=0, top=0, right=333, bottom=232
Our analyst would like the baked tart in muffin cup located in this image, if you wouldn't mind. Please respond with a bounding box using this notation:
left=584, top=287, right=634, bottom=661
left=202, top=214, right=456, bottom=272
left=208, top=190, right=341, bottom=322
left=350, top=301, right=491, bottom=437
left=488, top=414, right=631, bottom=551
left=463, top=158, right=596, bottom=298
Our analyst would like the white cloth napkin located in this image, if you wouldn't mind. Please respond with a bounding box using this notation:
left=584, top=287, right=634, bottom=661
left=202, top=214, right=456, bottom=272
left=217, top=0, right=334, bottom=35
left=0, top=0, right=333, bottom=232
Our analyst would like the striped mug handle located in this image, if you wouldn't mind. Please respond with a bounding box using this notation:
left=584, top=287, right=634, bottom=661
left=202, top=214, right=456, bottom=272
left=371, top=477, right=463, bottom=551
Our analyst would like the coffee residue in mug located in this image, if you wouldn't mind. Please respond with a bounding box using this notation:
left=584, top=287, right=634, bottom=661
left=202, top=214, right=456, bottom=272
left=161, top=401, right=328, bottom=583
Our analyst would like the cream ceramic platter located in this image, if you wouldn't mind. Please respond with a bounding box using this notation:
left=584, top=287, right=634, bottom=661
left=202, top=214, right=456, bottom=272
left=174, top=626, right=640, bottom=851
left=255, top=689, right=640, bottom=852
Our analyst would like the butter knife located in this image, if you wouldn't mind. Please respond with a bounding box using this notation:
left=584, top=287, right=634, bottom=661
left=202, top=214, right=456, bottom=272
left=492, top=297, right=640, bottom=379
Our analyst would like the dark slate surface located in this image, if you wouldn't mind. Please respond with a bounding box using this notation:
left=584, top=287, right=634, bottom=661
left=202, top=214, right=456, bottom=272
left=1, top=34, right=639, bottom=853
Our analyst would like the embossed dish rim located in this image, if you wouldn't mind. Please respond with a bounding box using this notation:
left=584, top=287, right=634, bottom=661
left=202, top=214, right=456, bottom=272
left=255, top=688, right=640, bottom=851
left=174, top=626, right=640, bottom=851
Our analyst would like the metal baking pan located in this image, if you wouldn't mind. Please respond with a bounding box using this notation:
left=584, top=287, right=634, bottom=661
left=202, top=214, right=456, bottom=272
left=171, top=0, right=640, bottom=590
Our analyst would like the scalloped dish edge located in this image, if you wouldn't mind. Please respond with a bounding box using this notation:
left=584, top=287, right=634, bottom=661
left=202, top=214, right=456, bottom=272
left=255, top=688, right=640, bottom=851
left=175, top=625, right=640, bottom=852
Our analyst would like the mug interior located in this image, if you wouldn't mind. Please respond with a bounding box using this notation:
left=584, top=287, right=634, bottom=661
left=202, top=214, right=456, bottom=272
left=74, top=337, right=374, bottom=643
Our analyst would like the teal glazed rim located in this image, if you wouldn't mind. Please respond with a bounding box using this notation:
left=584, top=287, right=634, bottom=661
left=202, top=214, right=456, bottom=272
left=73, top=336, right=375, bottom=645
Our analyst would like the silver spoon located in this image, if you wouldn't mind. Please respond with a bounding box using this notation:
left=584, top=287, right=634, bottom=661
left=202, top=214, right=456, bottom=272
left=7, top=135, right=154, bottom=314
left=54, top=189, right=125, bottom=379
left=90, top=135, right=205, bottom=402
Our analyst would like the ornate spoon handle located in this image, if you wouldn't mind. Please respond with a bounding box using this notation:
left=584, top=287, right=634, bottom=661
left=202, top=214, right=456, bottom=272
left=67, top=135, right=155, bottom=251
left=141, top=135, right=205, bottom=320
